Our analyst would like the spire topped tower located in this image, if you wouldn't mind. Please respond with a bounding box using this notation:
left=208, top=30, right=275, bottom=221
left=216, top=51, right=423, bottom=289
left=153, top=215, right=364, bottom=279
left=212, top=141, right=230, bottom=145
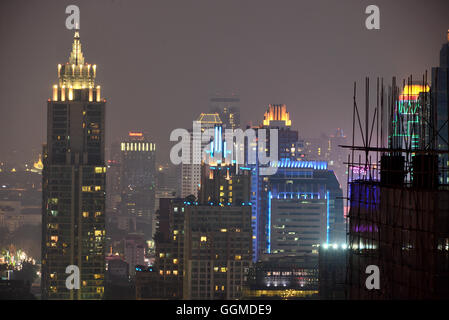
left=42, top=30, right=106, bottom=300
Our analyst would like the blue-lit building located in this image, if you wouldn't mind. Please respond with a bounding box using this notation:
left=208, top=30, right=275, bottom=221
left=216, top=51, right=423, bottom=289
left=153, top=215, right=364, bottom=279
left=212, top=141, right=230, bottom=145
left=251, top=159, right=344, bottom=262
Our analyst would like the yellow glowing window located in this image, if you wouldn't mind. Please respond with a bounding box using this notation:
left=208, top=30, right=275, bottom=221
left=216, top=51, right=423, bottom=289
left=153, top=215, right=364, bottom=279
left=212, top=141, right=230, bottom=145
left=236, top=228, right=241, bottom=232
left=200, top=236, right=207, bottom=242
left=220, top=229, right=227, bottom=232
left=228, top=186, right=232, bottom=190
left=215, top=285, right=219, bottom=291
left=220, top=267, right=227, bottom=272
left=229, top=192, right=232, bottom=196
left=82, top=186, right=90, bottom=192
left=82, top=281, right=87, bottom=287
left=50, top=236, right=58, bottom=242
left=174, top=230, right=179, bottom=235
left=83, top=211, right=89, bottom=218
left=220, top=186, right=224, bottom=191
left=221, top=285, right=225, bottom=291
left=94, top=274, right=102, bottom=279
left=159, top=253, right=165, bottom=258
left=235, top=255, right=242, bottom=260
left=173, top=259, right=178, bottom=264
left=166, top=270, right=171, bottom=275
left=159, top=270, right=163, bottom=275
left=50, top=273, right=56, bottom=279
left=220, top=192, right=225, bottom=197
left=95, top=167, right=103, bottom=173
left=96, top=287, right=104, bottom=293
left=94, top=230, right=102, bottom=236
left=94, top=186, right=101, bottom=191
left=214, top=267, right=219, bottom=272
left=229, top=198, right=232, bottom=202
left=173, top=270, right=178, bottom=275
left=95, top=211, right=102, bottom=217
left=173, top=236, right=177, bottom=241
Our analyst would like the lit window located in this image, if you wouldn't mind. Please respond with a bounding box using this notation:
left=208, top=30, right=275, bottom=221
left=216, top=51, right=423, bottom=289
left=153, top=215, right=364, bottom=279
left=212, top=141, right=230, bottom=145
left=200, top=236, right=207, bottom=242
left=173, top=259, right=178, bottom=264
left=82, top=186, right=90, bottom=192
left=173, top=270, right=178, bottom=275
left=83, top=211, right=89, bottom=218
left=95, top=167, right=104, bottom=173
left=235, top=255, right=242, bottom=260
left=94, top=186, right=101, bottom=191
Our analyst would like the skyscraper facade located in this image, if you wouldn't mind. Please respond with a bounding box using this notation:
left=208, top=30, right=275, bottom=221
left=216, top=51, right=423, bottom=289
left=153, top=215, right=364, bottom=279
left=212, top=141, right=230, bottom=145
left=120, top=132, right=156, bottom=239
left=181, top=113, right=222, bottom=198
left=42, top=31, right=106, bottom=300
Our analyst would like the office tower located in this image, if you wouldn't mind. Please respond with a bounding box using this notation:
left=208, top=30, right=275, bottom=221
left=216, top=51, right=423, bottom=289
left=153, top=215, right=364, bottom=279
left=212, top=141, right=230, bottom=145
left=199, top=164, right=251, bottom=205
left=262, top=104, right=302, bottom=160
left=182, top=163, right=252, bottom=300
left=251, top=160, right=344, bottom=262
left=41, top=31, right=106, bottom=300
left=136, top=197, right=187, bottom=299
left=181, top=113, right=222, bottom=198
left=432, top=31, right=449, bottom=184
left=183, top=204, right=252, bottom=299
left=209, top=93, right=241, bottom=129
left=120, top=132, right=156, bottom=239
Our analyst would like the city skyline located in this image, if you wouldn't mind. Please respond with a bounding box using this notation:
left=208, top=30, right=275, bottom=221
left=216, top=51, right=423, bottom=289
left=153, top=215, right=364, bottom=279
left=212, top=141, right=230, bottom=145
left=1, top=0, right=449, bottom=164
left=1, top=0, right=449, bottom=303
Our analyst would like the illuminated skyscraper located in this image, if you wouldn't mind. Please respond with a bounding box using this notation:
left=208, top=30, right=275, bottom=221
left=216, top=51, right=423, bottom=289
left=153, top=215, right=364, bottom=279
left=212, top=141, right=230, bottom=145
left=181, top=113, right=222, bottom=198
left=42, top=31, right=106, bottom=300
left=120, top=132, right=156, bottom=239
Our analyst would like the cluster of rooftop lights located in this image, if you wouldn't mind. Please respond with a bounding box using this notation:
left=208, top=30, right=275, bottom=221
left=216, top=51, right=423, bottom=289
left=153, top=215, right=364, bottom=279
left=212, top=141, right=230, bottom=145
left=321, top=243, right=348, bottom=250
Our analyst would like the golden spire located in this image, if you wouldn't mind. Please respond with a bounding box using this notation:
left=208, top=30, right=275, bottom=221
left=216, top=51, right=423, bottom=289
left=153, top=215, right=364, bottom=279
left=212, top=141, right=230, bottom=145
left=68, top=30, right=85, bottom=65
left=57, top=31, right=95, bottom=89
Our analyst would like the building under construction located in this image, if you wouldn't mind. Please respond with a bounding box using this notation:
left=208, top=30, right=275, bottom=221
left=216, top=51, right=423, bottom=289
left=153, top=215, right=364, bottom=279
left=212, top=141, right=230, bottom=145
left=344, top=71, right=449, bottom=299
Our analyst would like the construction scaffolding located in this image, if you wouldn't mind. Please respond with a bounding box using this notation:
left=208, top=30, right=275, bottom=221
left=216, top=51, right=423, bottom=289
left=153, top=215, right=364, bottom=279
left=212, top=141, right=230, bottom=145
left=343, top=75, right=449, bottom=299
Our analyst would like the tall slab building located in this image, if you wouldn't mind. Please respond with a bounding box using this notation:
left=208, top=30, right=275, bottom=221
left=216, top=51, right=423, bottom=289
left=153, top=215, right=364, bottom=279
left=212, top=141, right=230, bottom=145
left=41, top=31, right=106, bottom=300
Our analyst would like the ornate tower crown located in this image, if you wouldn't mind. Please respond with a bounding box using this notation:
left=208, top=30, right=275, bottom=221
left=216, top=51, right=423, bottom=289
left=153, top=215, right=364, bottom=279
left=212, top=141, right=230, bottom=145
left=57, top=30, right=96, bottom=89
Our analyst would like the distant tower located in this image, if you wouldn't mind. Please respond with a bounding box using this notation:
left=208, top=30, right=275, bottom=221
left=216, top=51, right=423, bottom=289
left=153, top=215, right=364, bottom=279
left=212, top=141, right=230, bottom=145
left=42, top=30, right=106, bottom=300
left=120, top=131, right=156, bottom=239
left=209, top=92, right=240, bottom=129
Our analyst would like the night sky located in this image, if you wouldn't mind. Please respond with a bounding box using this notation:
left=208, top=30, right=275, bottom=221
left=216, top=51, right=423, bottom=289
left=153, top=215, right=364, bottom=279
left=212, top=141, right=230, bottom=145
left=1, top=0, right=448, bottom=163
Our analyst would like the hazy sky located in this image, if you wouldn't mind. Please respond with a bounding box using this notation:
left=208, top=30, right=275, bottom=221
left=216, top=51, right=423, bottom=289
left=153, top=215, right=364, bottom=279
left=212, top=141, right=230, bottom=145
left=1, top=0, right=448, bottom=163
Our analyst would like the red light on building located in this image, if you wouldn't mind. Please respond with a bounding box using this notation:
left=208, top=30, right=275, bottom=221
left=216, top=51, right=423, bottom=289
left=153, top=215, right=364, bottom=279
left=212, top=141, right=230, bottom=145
left=129, top=132, right=143, bottom=137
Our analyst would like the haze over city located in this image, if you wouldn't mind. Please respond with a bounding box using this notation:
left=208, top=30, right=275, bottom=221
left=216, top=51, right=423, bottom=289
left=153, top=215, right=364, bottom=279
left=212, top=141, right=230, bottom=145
left=1, top=0, right=449, bottom=163
left=1, top=0, right=449, bottom=304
